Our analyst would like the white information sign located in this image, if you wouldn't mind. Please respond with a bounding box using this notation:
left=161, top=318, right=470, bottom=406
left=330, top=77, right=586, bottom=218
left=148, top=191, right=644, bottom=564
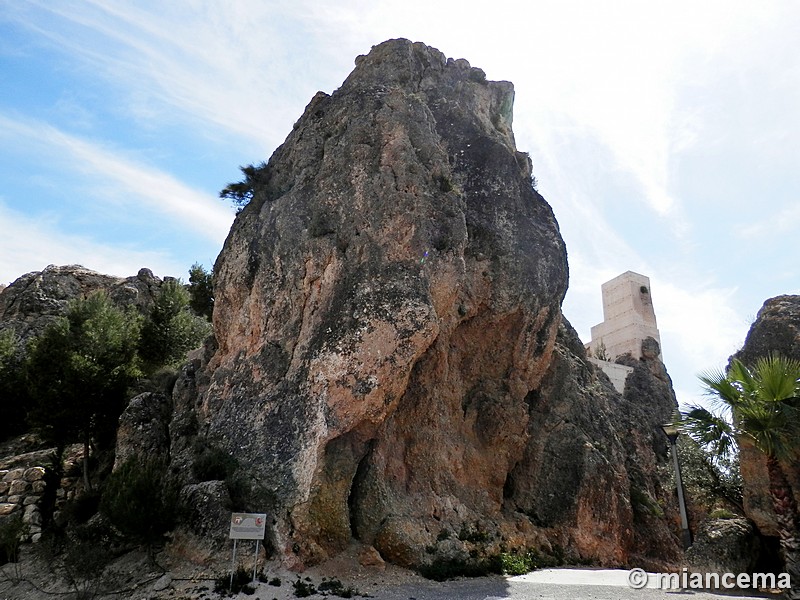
left=229, top=512, right=266, bottom=540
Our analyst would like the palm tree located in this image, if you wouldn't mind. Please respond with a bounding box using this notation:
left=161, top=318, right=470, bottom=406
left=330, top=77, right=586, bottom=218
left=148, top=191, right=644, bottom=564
left=685, top=353, right=800, bottom=598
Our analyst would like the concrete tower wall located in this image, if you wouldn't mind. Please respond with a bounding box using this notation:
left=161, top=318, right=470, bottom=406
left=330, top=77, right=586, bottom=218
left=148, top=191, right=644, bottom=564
left=588, top=271, right=662, bottom=361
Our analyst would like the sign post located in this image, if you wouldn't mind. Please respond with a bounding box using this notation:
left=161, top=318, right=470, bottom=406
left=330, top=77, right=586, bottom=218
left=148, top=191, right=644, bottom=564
left=229, top=513, right=267, bottom=586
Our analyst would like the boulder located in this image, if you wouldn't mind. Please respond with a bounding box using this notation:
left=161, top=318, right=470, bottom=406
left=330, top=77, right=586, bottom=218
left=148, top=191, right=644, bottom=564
left=184, top=38, right=567, bottom=567
left=114, top=392, right=172, bottom=469
left=686, top=517, right=762, bottom=575
left=179, top=480, right=232, bottom=544
left=172, top=39, right=682, bottom=570
left=0, top=265, right=168, bottom=342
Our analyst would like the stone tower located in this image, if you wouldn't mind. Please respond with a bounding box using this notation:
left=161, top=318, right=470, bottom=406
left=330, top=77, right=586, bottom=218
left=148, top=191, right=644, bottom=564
left=588, top=271, right=662, bottom=361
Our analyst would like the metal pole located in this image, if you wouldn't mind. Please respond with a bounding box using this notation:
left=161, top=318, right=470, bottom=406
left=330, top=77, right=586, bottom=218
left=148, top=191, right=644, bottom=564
left=230, top=538, right=238, bottom=590
left=253, top=540, right=259, bottom=583
left=670, top=438, right=692, bottom=548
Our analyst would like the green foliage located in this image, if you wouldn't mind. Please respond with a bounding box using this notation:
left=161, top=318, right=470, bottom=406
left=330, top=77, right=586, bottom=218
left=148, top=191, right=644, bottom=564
left=692, top=353, right=800, bottom=461
left=26, top=292, right=142, bottom=451
left=188, top=263, right=214, bottom=320
left=497, top=547, right=565, bottom=576
left=138, top=279, right=210, bottom=373
left=292, top=576, right=317, bottom=597
left=219, top=162, right=266, bottom=210
left=215, top=566, right=256, bottom=596
left=317, top=576, right=366, bottom=597
left=672, top=435, right=743, bottom=510
left=499, top=551, right=534, bottom=575
left=0, top=328, right=28, bottom=441
left=709, top=508, right=738, bottom=519
left=418, top=556, right=501, bottom=581
left=99, top=456, right=179, bottom=545
left=61, top=491, right=102, bottom=525
left=192, top=442, right=238, bottom=481
left=681, top=405, right=736, bottom=463
left=594, top=339, right=609, bottom=361
left=36, top=524, right=115, bottom=599
left=192, top=441, right=253, bottom=510
left=630, top=486, right=665, bottom=518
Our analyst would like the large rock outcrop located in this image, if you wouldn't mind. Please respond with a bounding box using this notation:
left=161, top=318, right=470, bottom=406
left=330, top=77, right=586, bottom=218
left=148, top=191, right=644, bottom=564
left=173, top=39, right=680, bottom=570
left=733, top=295, right=800, bottom=537
left=0, top=264, right=168, bottom=342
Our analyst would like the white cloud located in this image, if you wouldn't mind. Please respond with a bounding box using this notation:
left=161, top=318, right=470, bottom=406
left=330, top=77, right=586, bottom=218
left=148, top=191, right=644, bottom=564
left=2, top=0, right=796, bottom=415
left=12, top=0, right=332, bottom=153
left=0, top=201, right=185, bottom=284
left=737, top=203, right=800, bottom=240
left=0, top=114, right=233, bottom=244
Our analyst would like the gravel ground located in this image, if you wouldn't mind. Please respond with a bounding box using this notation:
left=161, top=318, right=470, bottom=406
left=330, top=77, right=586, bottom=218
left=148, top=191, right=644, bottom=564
left=0, top=545, right=777, bottom=600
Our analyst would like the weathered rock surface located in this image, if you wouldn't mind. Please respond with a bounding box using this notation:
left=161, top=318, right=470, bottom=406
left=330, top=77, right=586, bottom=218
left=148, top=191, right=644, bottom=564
left=733, top=295, right=800, bottom=537
left=0, top=264, right=169, bottom=342
left=114, top=392, right=172, bottom=469
left=686, top=517, right=762, bottom=575
left=173, top=39, right=681, bottom=570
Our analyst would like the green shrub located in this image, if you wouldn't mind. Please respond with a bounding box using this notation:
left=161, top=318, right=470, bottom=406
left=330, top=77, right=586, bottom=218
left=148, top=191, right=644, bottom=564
left=500, top=551, right=533, bottom=575
left=497, top=548, right=564, bottom=575
left=318, top=576, right=364, bottom=597
left=61, top=490, right=101, bottom=525
left=188, top=263, right=214, bottom=320
left=419, top=556, right=501, bottom=581
left=193, top=442, right=237, bottom=481
left=709, top=508, right=738, bottom=519
left=99, top=456, right=179, bottom=544
left=630, top=486, right=664, bottom=518
left=214, top=566, right=255, bottom=595
left=292, top=576, right=317, bottom=597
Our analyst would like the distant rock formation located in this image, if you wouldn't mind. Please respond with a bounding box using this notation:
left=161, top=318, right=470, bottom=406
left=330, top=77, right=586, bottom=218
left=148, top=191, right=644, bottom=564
left=0, top=264, right=169, bottom=342
left=733, top=295, right=800, bottom=537
left=172, top=39, right=681, bottom=570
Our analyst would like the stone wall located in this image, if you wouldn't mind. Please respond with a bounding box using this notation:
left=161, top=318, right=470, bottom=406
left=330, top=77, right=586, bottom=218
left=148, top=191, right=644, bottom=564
left=0, top=449, right=53, bottom=542
left=0, top=443, right=85, bottom=543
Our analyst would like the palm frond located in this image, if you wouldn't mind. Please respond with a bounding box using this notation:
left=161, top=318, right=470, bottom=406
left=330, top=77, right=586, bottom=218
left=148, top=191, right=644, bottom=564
left=698, top=367, right=741, bottom=409
left=680, top=405, right=737, bottom=460
left=699, top=353, right=800, bottom=461
left=752, top=353, right=800, bottom=403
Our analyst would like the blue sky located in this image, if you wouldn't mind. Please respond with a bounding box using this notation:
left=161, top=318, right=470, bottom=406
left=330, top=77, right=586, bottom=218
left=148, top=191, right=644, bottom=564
left=1, top=1, right=798, bottom=409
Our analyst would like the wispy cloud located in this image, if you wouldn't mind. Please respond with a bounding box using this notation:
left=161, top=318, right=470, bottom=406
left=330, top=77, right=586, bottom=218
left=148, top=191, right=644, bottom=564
left=0, top=114, right=233, bottom=244
left=8, top=0, right=331, bottom=153
left=0, top=200, right=185, bottom=283
left=738, top=203, right=800, bottom=240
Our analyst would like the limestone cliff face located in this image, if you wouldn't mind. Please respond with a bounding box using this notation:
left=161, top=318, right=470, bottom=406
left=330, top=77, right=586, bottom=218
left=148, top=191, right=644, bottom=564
left=733, top=295, right=800, bottom=537
left=177, top=39, right=680, bottom=569
left=192, top=38, right=566, bottom=565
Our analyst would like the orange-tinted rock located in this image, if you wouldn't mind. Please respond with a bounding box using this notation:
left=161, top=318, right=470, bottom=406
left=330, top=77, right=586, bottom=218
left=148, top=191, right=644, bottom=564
left=174, top=39, right=680, bottom=571
left=733, top=295, right=800, bottom=536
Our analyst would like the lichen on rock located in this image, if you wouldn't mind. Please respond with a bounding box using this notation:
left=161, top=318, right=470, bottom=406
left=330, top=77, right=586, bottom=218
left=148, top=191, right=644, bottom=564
left=174, top=39, right=680, bottom=571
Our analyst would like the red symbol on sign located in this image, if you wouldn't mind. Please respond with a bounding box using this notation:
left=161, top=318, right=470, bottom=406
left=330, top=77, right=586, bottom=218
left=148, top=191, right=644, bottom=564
left=256, top=518, right=263, bottom=525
